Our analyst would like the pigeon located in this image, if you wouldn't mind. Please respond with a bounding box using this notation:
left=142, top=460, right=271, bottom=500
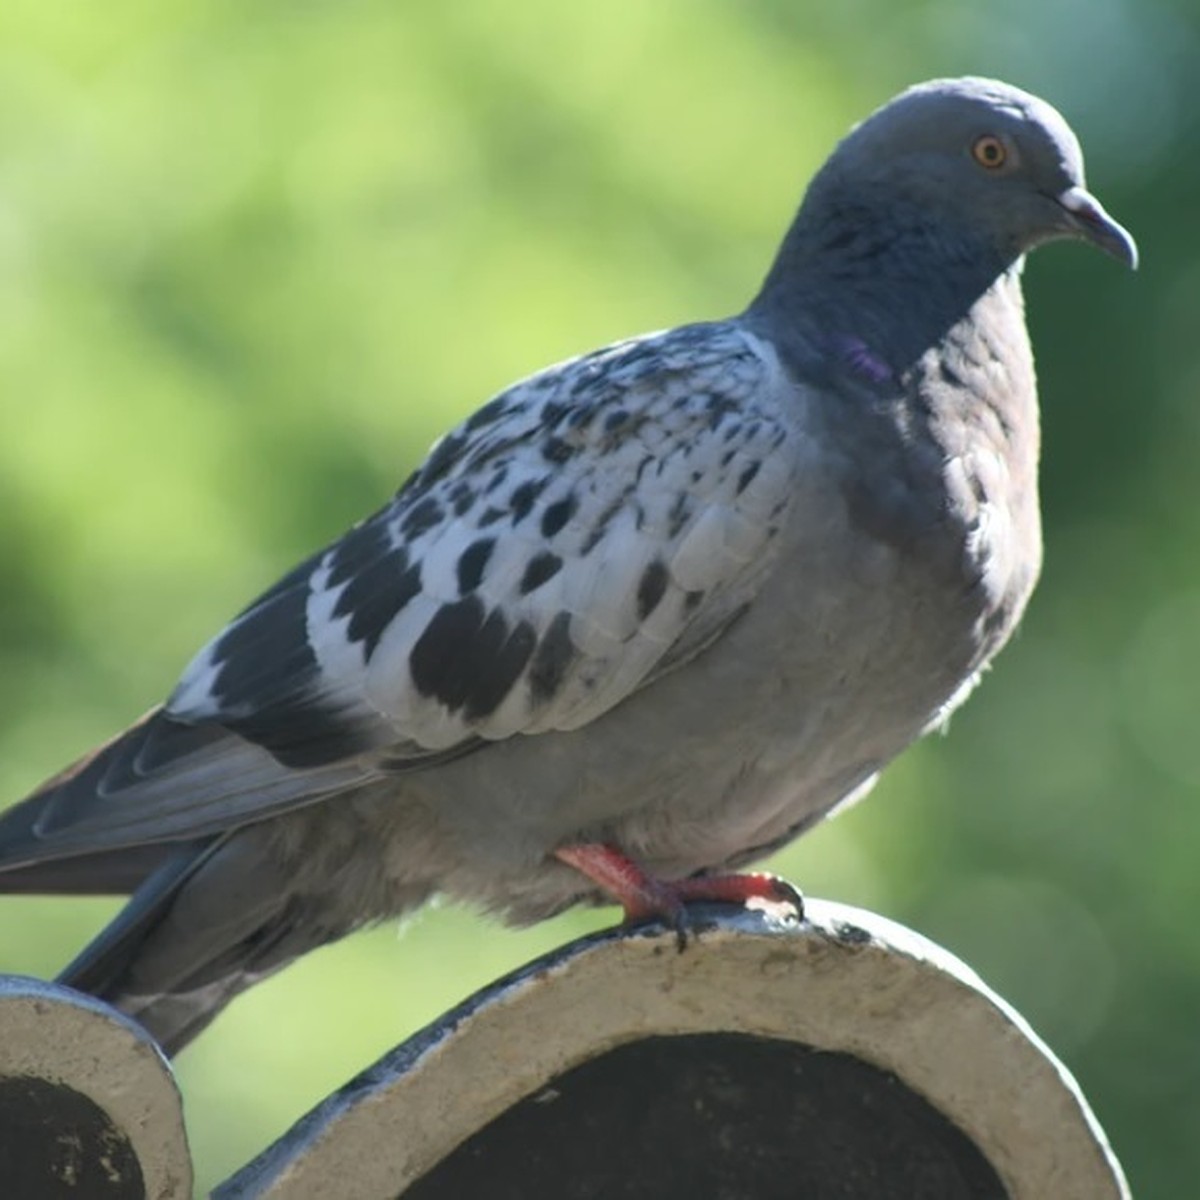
left=0, top=77, right=1136, bottom=1054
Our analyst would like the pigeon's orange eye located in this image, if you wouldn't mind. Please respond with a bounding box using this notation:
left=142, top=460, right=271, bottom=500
left=972, top=135, right=1008, bottom=170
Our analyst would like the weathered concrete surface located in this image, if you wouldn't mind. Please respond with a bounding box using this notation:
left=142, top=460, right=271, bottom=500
left=0, top=975, right=192, bottom=1199
left=216, top=898, right=1130, bottom=1200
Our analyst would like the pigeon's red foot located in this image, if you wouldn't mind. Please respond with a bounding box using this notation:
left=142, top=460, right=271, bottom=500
left=554, top=842, right=804, bottom=948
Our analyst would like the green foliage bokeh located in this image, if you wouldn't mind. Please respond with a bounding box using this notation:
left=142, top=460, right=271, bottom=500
left=0, top=2, right=1197, bottom=1195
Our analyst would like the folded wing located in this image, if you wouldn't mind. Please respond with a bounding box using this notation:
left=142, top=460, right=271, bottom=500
left=0, top=320, right=801, bottom=870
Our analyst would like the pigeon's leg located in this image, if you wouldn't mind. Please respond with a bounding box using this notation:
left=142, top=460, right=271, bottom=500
left=554, top=843, right=803, bottom=947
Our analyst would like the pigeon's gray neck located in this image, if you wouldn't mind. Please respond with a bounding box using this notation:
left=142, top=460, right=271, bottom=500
left=747, top=189, right=1015, bottom=381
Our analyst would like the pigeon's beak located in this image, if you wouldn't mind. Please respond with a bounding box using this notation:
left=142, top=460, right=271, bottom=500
left=1056, top=186, right=1139, bottom=269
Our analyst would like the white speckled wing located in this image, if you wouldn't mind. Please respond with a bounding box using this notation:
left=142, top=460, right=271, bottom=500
left=169, top=320, right=802, bottom=768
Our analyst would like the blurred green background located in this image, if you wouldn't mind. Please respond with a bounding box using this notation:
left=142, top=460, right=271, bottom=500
left=0, top=0, right=1195, bottom=1194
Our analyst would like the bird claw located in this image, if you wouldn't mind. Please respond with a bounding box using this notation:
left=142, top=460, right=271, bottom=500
left=667, top=870, right=806, bottom=929
left=554, top=844, right=804, bottom=948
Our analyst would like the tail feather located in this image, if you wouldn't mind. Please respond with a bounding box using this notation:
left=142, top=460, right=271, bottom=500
left=55, top=825, right=430, bottom=1056
left=57, top=840, right=218, bottom=996
left=6, top=729, right=429, bottom=1054
left=55, top=830, right=306, bottom=1055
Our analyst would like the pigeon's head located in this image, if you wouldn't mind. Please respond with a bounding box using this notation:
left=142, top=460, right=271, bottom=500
left=815, top=77, right=1138, bottom=270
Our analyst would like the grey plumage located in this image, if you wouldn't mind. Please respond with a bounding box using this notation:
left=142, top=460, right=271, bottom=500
left=0, top=77, right=1136, bottom=1054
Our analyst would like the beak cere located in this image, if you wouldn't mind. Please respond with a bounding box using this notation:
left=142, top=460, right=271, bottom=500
left=1057, top=185, right=1139, bottom=269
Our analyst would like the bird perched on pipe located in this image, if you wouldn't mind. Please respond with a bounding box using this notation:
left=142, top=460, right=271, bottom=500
left=0, top=77, right=1136, bottom=1054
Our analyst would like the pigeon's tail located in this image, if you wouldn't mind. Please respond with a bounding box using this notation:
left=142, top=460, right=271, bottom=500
left=52, top=827, right=429, bottom=1057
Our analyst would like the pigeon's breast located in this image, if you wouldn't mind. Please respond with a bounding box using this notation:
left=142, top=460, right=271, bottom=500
left=810, top=275, right=1043, bottom=670
left=922, top=279, right=1044, bottom=659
